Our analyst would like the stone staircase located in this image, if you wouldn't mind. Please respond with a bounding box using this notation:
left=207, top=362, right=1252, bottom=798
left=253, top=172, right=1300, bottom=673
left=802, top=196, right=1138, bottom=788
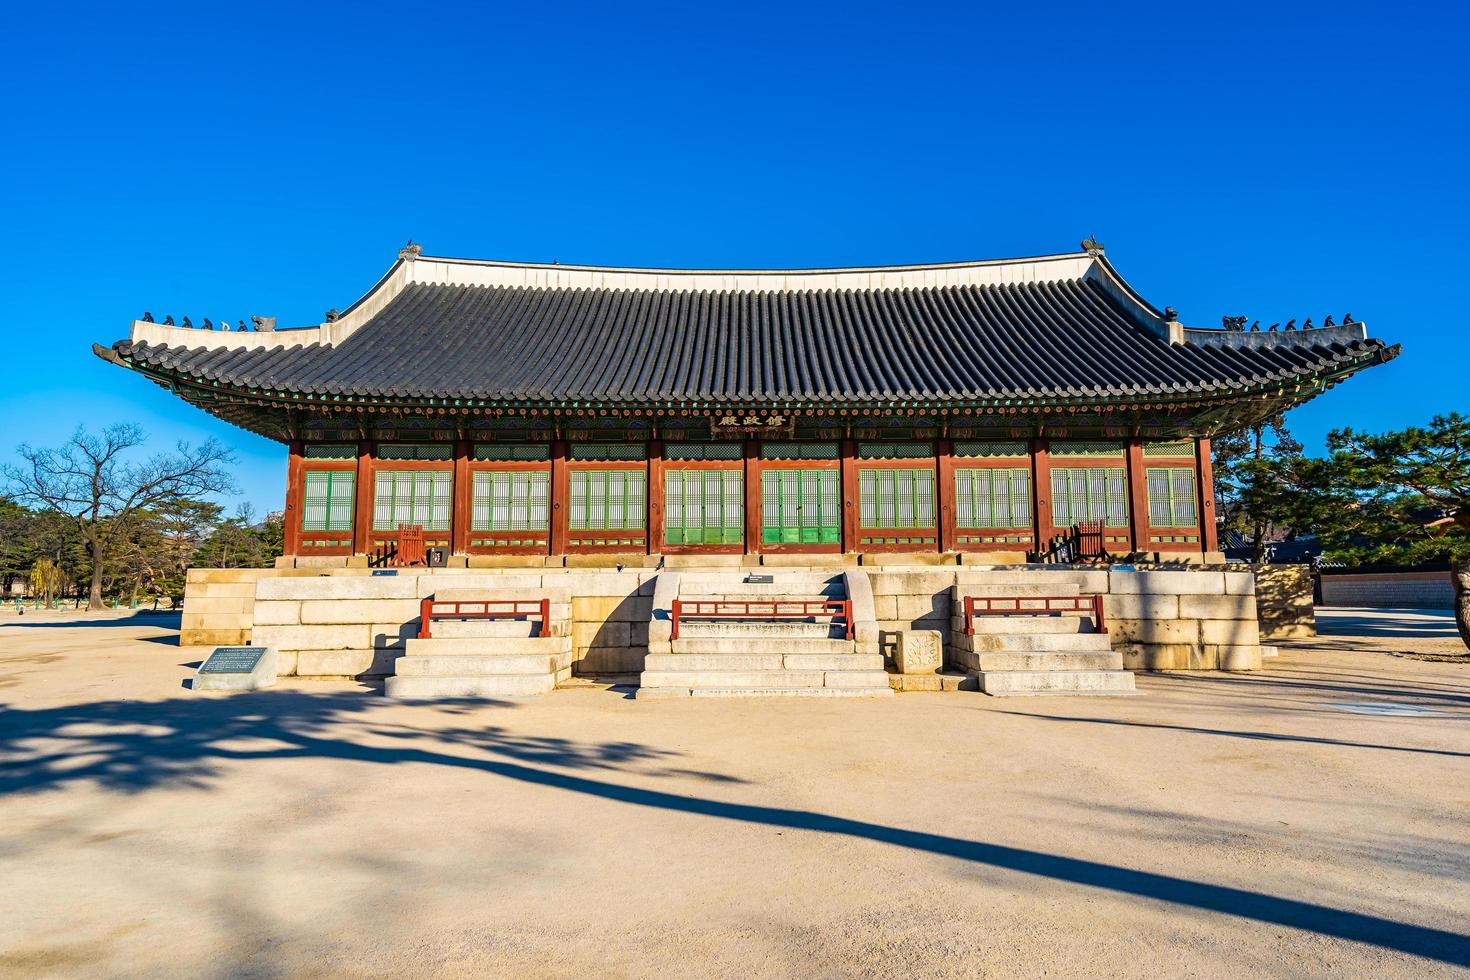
left=639, top=572, right=892, bottom=698
left=951, top=581, right=1137, bottom=696
left=384, top=591, right=572, bottom=699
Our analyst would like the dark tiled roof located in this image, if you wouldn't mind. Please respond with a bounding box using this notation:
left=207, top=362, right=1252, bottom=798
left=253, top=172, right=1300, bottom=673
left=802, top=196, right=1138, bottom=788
left=107, top=278, right=1390, bottom=404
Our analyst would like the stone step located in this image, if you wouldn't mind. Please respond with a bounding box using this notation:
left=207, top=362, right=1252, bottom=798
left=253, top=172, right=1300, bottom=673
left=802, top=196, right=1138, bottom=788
left=976, top=670, right=1137, bottom=696
left=970, top=651, right=1123, bottom=672
left=385, top=673, right=556, bottom=698
left=404, top=635, right=571, bottom=656
left=946, top=587, right=1087, bottom=602
left=669, top=637, right=856, bottom=655
left=641, top=670, right=829, bottom=689
left=394, top=654, right=561, bottom=676
left=676, top=621, right=843, bottom=639
left=956, top=615, right=1096, bottom=635
left=782, top=653, right=886, bottom=671
left=638, top=686, right=894, bottom=699
left=965, top=633, right=1113, bottom=653
left=426, top=620, right=542, bottom=639
left=678, top=595, right=844, bottom=606
left=677, top=575, right=844, bottom=595
left=644, top=653, right=885, bottom=672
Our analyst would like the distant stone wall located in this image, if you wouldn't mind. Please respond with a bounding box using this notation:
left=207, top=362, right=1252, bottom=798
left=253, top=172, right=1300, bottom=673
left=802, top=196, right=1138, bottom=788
left=1252, top=564, right=1315, bottom=639
left=1319, top=570, right=1454, bottom=610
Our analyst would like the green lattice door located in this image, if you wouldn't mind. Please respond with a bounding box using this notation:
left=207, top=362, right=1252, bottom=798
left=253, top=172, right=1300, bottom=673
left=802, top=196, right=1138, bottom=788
left=664, top=469, right=743, bottom=545
left=761, top=469, right=840, bottom=545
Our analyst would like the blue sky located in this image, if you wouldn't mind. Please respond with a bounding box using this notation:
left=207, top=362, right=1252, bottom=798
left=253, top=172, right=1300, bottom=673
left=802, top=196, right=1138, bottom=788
left=3, top=1, right=1465, bottom=513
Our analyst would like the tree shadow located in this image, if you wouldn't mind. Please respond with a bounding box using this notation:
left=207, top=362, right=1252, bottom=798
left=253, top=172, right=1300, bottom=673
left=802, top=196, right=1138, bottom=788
left=1316, top=609, right=1458, bottom=638
left=988, top=709, right=1470, bottom=759
left=0, top=613, right=183, bottom=631
left=0, top=691, right=1465, bottom=967
left=1146, top=669, right=1470, bottom=708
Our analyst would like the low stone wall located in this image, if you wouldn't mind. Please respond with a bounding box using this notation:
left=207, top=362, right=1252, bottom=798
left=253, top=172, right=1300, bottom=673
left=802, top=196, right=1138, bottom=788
left=866, top=566, right=1261, bottom=671
left=182, top=568, right=651, bottom=679
left=1319, top=570, right=1455, bottom=610
left=1252, top=564, right=1315, bottom=638
left=183, top=562, right=1265, bottom=680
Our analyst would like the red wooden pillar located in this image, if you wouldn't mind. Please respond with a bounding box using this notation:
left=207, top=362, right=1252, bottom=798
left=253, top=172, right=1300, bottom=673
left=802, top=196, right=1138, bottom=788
left=353, top=440, right=375, bottom=555
left=647, top=439, right=664, bottom=556
left=840, top=438, right=859, bottom=553
left=1197, top=437, right=1219, bottom=554
left=550, top=439, right=570, bottom=556
left=1125, top=439, right=1150, bottom=554
left=744, top=440, right=761, bottom=555
left=283, top=441, right=304, bottom=557
left=936, top=438, right=956, bottom=554
left=451, top=438, right=471, bottom=555
left=1031, top=437, right=1053, bottom=547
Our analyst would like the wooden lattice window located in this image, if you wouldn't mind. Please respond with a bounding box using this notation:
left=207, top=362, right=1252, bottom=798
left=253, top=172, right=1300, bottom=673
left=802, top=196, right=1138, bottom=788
left=859, top=468, right=936, bottom=528
left=761, top=469, right=840, bottom=544
left=471, top=471, right=550, bottom=532
left=1050, top=468, right=1127, bottom=526
left=373, top=470, right=452, bottom=530
left=1147, top=467, right=1199, bottom=527
left=570, top=470, right=645, bottom=530
left=302, top=471, right=354, bottom=531
left=955, top=468, right=1031, bottom=528
left=664, top=470, right=743, bottom=545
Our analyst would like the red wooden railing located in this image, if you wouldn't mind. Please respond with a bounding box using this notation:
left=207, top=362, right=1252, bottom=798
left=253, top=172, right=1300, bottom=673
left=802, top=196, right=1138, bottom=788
left=418, top=597, right=550, bottom=639
left=670, top=599, right=853, bottom=641
left=962, top=594, right=1107, bottom=635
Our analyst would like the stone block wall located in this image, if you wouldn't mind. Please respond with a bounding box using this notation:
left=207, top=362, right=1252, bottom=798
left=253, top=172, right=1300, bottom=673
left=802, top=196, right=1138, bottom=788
left=182, top=567, right=651, bottom=679
left=1252, top=564, right=1316, bottom=638
left=181, top=567, right=331, bottom=646
left=1319, top=570, right=1455, bottom=610
left=1103, top=569, right=1260, bottom=670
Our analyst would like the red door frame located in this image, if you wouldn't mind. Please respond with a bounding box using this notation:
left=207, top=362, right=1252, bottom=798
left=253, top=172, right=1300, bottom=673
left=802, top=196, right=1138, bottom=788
left=852, top=445, right=940, bottom=553
left=463, top=453, right=553, bottom=556
left=562, top=458, right=650, bottom=555
left=658, top=459, right=746, bottom=556
left=949, top=450, right=1038, bottom=555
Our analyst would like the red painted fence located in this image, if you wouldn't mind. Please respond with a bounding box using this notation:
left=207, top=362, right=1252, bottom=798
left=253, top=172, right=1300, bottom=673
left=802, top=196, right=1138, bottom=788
left=962, top=594, right=1106, bottom=635
left=418, top=597, right=550, bottom=639
left=670, top=599, right=854, bottom=641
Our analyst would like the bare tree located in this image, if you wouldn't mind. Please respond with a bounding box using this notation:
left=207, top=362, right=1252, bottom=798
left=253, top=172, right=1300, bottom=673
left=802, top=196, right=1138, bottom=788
left=3, top=424, right=236, bottom=610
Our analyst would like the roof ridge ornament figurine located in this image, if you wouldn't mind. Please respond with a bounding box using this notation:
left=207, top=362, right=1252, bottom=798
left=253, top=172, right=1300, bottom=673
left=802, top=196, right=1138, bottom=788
left=325, top=308, right=341, bottom=322
left=142, top=311, right=154, bottom=322
left=1221, top=315, right=1248, bottom=331
left=251, top=315, right=276, bottom=332
left=1080, top=236, right=1105, bottom=256
left=399, top=240, right=422, bottom=261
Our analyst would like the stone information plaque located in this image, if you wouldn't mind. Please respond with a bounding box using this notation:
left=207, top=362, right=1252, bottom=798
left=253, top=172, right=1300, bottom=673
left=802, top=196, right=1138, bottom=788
left=195, top=646, right=278, bottom=692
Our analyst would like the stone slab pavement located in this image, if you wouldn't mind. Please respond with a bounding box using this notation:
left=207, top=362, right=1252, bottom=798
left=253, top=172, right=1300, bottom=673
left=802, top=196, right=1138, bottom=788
left=0, top=612, right=1466, bottom=978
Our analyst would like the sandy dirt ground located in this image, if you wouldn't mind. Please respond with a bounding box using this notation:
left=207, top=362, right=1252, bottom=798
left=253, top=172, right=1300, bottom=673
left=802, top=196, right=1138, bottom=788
left=0, top=608, right=1467, bottom=979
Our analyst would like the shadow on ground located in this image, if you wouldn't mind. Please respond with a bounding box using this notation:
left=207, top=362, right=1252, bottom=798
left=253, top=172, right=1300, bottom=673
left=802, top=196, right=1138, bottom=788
left=0, top=689, right=1466, bottom=967
left=0, top=612, right=183, bottom=631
